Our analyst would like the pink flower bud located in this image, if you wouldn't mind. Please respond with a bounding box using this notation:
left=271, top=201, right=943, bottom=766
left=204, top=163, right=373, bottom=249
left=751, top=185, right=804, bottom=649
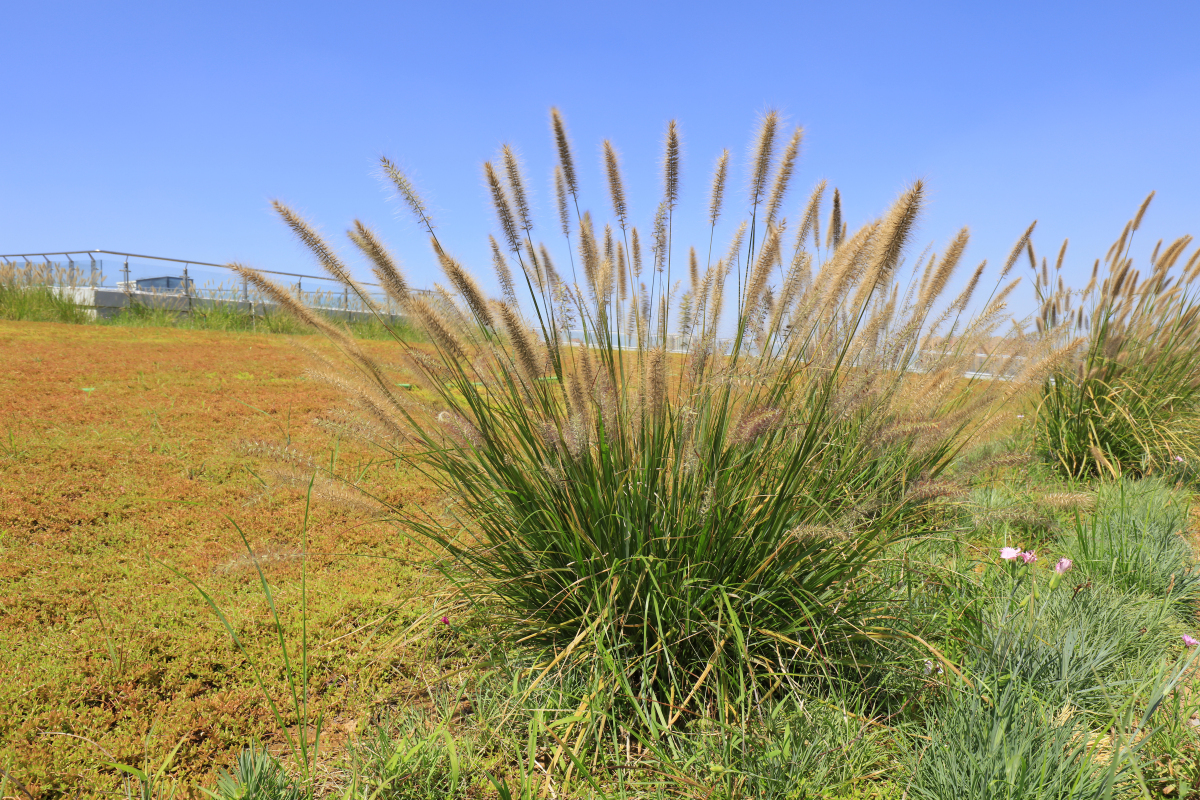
left=441, top=616, right=449, bottom=625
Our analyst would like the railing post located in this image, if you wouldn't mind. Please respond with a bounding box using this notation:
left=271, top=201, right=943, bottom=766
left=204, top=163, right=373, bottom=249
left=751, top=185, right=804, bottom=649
left=183, top=263, right=191, bottom=315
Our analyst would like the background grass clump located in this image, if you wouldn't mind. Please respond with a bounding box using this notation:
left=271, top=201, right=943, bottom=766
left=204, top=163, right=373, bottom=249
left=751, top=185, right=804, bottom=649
left=1033, top=198, right=1200, bottom=480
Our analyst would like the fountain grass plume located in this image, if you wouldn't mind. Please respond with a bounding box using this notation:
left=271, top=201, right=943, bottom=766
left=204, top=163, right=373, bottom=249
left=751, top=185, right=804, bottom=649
left=748, top=109, right=780, bottom=211
left=554, top=165, right=571, bottom=238
left=539, top=243, right=561, bottom=289
left=228, top=262, right=349, bottom=345
left=651, top=201, right=669, bottom=273
left=578, top=212, right=600, bottom=301
left=827, top=188, right=843, bottom=251
left=436, top=246, right=495, bottom=330
left=743, top=222, right=784, bottom=319
left=489, top=235, right=518, bottom=306
left=795, top=181, right=827, bottom=261
left=603, top=140, right=629, bottom=232
left=550, top=107, right=579, bottom=199
left=274, top=201, right=378, bottom=311
left=662, top=120, right=680, bottom=210
left=1001, top=221, right=1038, bottom=280
left=523, top=240, right=546, bottom=291
left=919, top=226, right=968, bottom=312
left=485, top=161, right=522, bottom=254
left=348, top=220, right=409, bottom=304
left=764, top=126, right=803, bottom=229
left=630, top=228, right=643, bottom=278
left=616, top=241, right=628, bottom=300
left=709, top=149, right=730, bottom=229
left=502, top=145, right=534, bottom=235
left=380, top=157, right=435, bottom=238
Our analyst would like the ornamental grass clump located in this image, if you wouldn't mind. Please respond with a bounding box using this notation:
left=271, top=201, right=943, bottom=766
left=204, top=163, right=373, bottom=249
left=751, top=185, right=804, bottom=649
left=1035, top=195, right=1200, bottom=478
left=0, top=261, right=94, bottom=323
left=234, top=109, right=1059, bottom=723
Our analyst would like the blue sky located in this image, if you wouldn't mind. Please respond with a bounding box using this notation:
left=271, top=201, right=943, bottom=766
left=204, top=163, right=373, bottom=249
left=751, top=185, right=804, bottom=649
left=4, top=0, right=1198, bottom=317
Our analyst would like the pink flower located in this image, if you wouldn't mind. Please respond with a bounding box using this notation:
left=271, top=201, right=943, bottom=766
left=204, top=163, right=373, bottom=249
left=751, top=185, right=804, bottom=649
left=1055, top=558, right=1072, bottom=574
left=1176, top=456, right=1185, bottom=463
left=1184, top=634, right=1199, bottom=648
left=441, top=616, right=449, bottom=625
left=1021, top=551, right=1038, bottom=564
left=1000, top=547, right=1023, bottom=561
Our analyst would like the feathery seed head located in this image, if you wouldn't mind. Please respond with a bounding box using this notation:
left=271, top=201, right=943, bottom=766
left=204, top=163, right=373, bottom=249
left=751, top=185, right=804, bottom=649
left=827, top=188, right=843, bottom=251
left=744, top=223, right=783, bottom=316
left=795, top=180, right=826, bottom=256
left=764, top=126, right=803, bottom=228
left=436, top=245, right=494, bottom=329
left=489, top=235, right=517, bottom=305
left=954, top=259, right=987, bottom=313
left=652, top=201, right=669, bottom=273
left=550, top=107, right=578, bottom=197
left=349, top=220, right=409, bottom=305
left=631, top=227, right=644, bottom=278
left=484, top=161, right=522, bottom=254
left=523, top=240, right=545, bottom=291
left=648, top=347, right=667, bottom=413
left=274, top=201, right=361, bottom=292
left=696, top=265, right=716, bottom=316
left=380, top=156, right=435, bottom=235
left=749, top=109, right=780, bottom=207
left=919, top=225, right=967, bottom=310
left=872, top=181, right=924, bottom=283
left=1001, top=221, right=1037, bottom=280
left=1132, top=191, right=1155, bottom=232
left=411, top=295, right=469, bottom=363
left=496, top=300, right=541, bottom=385
left=689, top=246, right=699, bottom=289
left=707, top=261, right=726, bottom=332
left=663, top=119, right=681, bottom=209
left=1184, top=249, right=1200, bottom=283
left=539, top=243, right=561, bottom=289
left=603, top=140, right=629, bottom=230
left=617, top=241, right=628, bottom=300
left=579, top=211, right=600, bottom=300
left=678, top=290, right=695, bottom=335
left=554, top=165, right=571, bottom=238
left=230, top=262, right=348, bottom=343
left=709, top=149, right=730, bottom=228
left=733, top=407, right=783, bottom=446
left=501, top=144, right=534, bottom=233
left=719, top=221, right=749, bottom=302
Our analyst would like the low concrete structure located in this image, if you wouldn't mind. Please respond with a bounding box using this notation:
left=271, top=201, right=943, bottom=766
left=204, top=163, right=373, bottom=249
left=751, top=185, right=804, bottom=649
left=52, top=285, right=406, bottom=325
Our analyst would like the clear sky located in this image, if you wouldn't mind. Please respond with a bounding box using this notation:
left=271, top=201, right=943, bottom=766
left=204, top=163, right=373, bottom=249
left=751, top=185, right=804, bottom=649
left=4, top=0, right=1198, bottom=318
